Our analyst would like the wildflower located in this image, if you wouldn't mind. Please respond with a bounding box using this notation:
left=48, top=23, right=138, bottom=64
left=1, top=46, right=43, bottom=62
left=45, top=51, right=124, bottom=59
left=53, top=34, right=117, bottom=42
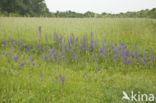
left=128, top=60, right=130, bottom=64
left=96, top=67, right=99, bottom=72
left=116, top=54, right=119, bottom=58
left=111, top=44, right=114, bottom=49
left=20, top=63, right=24, bottom=68
left=9, top=38, right=13, bottom=45
left=114, top=50, right=117, bottom=54
left=38, top=44, right=42, bottom=50
left=38, top=63, right=41, bottom=68
left=3, top=40, right=7, bottom=46
left=151, top=53, right=154, bottom=63
left=32, top=63, right=35, bottom=66
left=84, top=72, right=87, bottom=76
left=56, top=76, right=58, bottom=84
left=59, top=74, right=65, bottom=85
left=138, top=53, right=141, bottom=58
left=124, top=45, right=127, bottom=49
left=131, top=52, right=135, bottom=58
left=73, top=52, right=76, bottom=61
left=76, top=37, right=78, bottom=42
left=115, top=43, right=117, bottom=46
left=100, top=46, right=106, bottom=55
left=30, top=56, right=34, bottom=62
left=44, top=56, right=47, bottom=61
left=26, top=45, right=30, bottom=53
left=13, top=56, right=19, bottom=62
left=144, top=58, right=147, bottom=63
left=138, top=59, right=142, bottom=64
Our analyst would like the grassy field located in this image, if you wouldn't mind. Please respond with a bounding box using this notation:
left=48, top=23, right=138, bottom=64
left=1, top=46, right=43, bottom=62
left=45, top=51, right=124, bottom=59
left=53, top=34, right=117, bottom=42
left=0, top=17, right=156, bottom=103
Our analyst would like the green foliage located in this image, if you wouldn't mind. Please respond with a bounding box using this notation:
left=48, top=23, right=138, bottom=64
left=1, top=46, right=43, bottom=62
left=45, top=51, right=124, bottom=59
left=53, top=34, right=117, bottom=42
left=0, top=0, right=50, bottom=17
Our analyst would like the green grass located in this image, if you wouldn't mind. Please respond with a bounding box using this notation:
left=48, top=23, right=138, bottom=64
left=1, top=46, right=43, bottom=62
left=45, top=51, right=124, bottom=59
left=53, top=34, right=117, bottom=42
left=0, top=17, right=156, bottom=103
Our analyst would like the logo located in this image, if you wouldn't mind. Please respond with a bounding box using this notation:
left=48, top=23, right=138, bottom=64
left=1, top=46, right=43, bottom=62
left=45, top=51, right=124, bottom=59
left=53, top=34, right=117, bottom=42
left=122, top=91, right=155, bottom=102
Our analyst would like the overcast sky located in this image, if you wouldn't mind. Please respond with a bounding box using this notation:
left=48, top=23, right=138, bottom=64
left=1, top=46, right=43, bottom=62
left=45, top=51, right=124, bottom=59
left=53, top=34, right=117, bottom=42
left=45, top=0, right=156, bottom=14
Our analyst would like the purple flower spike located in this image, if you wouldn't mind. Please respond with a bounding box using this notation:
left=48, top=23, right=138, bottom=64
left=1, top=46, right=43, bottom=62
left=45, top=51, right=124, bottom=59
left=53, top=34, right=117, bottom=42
left=131, top=52, right=135, bottom=58
left=56, top=76, right=58, bottom=84
left=73, top=52, right=76, bottom=61
left=128, top=60, right=131, bottom=64
left=10, top=38, right=13, bottom=45
left=138, top=53, right=141, bottom=58
left=96, top=67, right=99, bottom=72
left=26, top=45, right=30, bottom=53
left=144, top=58, right=147, bottom=63
left=44, top=56, right=47, bottom=61
left=13, top=56, right=19, bottom=62
left=116, top=54, right=119, bottom=58
left=30, top=56, right=34, bottom=62
left=38, top=63, right=41, bottom=68
left=3, top=40, right=7, bottom=46
left=114, top=50, right=117, bottom=54
left=100, top=46, right=106, bottom=55
left=20, top=63, right=24, bottom=68
left=124, top=45, right=127, bottom=49
left=111, top=44, right=114, bottom=49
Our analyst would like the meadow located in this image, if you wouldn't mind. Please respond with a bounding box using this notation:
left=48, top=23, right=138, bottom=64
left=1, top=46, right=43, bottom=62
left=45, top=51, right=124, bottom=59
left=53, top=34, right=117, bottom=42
left=0, top=17, right=156, bottom=103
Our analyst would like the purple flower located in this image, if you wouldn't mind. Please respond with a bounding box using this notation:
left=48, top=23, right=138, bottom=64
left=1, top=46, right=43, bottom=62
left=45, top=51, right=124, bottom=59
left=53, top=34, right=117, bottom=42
left=116, top=54, right=119, bottom=58
left=115, top=43, right=117, bottom=46
left=96, top=67, right=99, bottom=72
left=100, top=46, right=106, bottom=55
left=56, top=76, right=58, bottom=84
left=124, top=45, right=127, bottom=49
left=59, top=74, right=65, bottom=85
left=38, top=44, right=42, bottom=50
left=3, top=40, right=7, bottom=46
left=20, top=63, right=24, bottom=68
left=131, top=52, right=135, bottom=58
left=32, top=63, right=35, bottom=66
left=139, top=59, right=142, bottom=64
left=44, top=56, right=47, bottom=61
left=144, top=58, right=147, bottom=63
left=84, top=72, right=87, bottom=76
left=38, top=63, right=41, bottom=68
left=62, top=51, right=65, bottom=57
left=123, top=56, right=127, bottom=64
left=111, top=44, right=114, bottom=49
left=138, top=53, right=141, bottom=58
left=76, top=37, right=78, bottom=42
left=151, top=53, right=154, bottom=62
left=9, top=38, right=13, bottom=45
left=26, top=45, right=30, bottom=53
left=13, top=56, right=19, bottom=62
left=30, top=56, right=34, bottom=62
left=117, top=47, right=121, bottom=51
left=128, top=60, right=130, bottom=64
left=114, top=50, right=117, bottom=54
left=73, top=52, right=76, bottom=61
left=122, top=50, right=127, bottom=56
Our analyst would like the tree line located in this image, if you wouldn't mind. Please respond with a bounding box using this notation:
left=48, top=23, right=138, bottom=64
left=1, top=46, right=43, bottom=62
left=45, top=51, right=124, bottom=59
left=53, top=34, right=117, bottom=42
left=0, top=0, right=156, bottom=18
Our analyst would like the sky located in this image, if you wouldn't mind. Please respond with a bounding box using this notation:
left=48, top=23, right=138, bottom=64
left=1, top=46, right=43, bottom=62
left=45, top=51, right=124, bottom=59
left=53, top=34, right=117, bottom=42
left=45, top=0, right=156, bottom=14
